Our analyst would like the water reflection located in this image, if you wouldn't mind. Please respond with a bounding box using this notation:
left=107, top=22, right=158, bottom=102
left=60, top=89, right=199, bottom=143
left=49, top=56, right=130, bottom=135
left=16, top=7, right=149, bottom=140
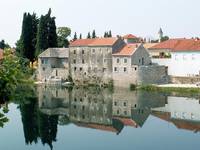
left=16, top=85, right=200, bottom=149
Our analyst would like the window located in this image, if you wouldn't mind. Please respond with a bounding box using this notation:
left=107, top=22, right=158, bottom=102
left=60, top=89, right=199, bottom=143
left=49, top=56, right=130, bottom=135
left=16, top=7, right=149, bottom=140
left=114, top=102, right=117, bottom=106
left=124, top=58, right=127, bottom=63
left=74, top=105, right=77, bottom=109
left=43, top=67, right=45, bottom=71
left=142, top=57, right=144, bottom=65
left=139, top=59, right=141, bottom=63
left=114, top=67, right=118, bottom=72
left=82, top=59, right=85, bottom=64
left=123, top=102, right=127, bottom=106
left=124, top=111, right=127, bottom=115
left=80, top=67, right=83, bottom=71
left=103, top=68, right=107, bottom=72
left=117, top=110, right=120, bottom=114
left=74, top=50, right=76, bottom=54
left=74, top=98, right=77, bottom=102
left=74, top=67, right=77, bottom=71
left=73, top=59, right=76, bottom=64
left=124, top=67, right=127, bottom=72
left=92, top=49, right=95, bottom=53
left=82, top=49, right=84, bottom=54
left=135, top=67, right=137, bottom=71
left=42, top=59, right=44, bottom=64
left=117, top=58, right=120, bottom=63
left=82, top=106, right=85, bottom=110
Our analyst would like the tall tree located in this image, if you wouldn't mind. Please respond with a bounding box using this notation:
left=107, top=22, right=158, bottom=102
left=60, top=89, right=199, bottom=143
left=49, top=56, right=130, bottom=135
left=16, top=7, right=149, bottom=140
left=57, top=27, right=71, bottom=48
left=73, top=32, right=77, bottom=41
left=108, top=30, right=112, bottom=37
left=79, top=34, right=82, bottom=39
left=0, top=40, right=5, bottom=49
left=92, top=30, right=96, bottom=38
left=87, top=32, right=91, bottom=39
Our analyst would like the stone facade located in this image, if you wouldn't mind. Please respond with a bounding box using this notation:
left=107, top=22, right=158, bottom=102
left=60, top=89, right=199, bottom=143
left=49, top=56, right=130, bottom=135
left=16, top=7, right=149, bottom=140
left=69, top=38, right=125, bottom=85
left=37, top=48, right=69, bottom=82
left=112, top=44, right=152, bottom=87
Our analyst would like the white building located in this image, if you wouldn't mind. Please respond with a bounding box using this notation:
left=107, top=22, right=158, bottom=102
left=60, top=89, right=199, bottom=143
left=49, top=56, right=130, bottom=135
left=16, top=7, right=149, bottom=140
left=150, top=38, right=200, bottom=77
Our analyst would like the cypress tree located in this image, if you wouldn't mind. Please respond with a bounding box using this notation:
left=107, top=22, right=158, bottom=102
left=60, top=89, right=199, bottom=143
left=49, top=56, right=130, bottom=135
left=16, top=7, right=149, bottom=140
left=73, top=32, right=77, bottom=41
left=108, top=30, right=112, bottom=37
left=87, top=32, right=91, bottom=39
left=92, top=30, right=96, bottom=38
left=79, top=34, right=82, bottom=39
left=47, top=17, right=57, bottom=48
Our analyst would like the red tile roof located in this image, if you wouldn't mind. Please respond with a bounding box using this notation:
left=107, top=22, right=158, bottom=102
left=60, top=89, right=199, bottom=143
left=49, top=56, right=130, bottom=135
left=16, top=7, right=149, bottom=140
left=149, top=38, right=200, bottom=52
left=70, top=37, right=118, bottom=47
left=75, top=122, right=119, bottom=133
left=0, top=49, right=3, bottom=60
left=123, top=34, right=138, bottom=39
left=112, top=44, right=140, bottom=56
left=113, top=117, right=138, bottom=127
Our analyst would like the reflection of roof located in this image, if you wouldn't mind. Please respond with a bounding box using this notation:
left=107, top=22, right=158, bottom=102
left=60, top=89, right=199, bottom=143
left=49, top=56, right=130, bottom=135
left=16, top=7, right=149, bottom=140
left=131, top=109, right=150, bottom=127
left=0, top=49, right=3, bottom=60
left=113, top=117, right=138, bottom=127
left=112, top=44, right=140, bottom=56
left=152, top=111, right=200, bottom=133
left=70, top=38, right=118, bottom=47
left=123, top=34, right=138, bottom=39
left=149, top=38, right=200, bottom=52
left=39, top=48, right=68, bottom=58
left=75, top=122, right=119, bottom=133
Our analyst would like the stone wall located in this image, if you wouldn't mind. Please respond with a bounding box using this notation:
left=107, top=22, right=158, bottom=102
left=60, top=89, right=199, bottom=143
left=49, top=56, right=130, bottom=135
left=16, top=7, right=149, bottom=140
left=169, top=76, right=200, bottom=84
left=137, top=65, right=168, bottom=85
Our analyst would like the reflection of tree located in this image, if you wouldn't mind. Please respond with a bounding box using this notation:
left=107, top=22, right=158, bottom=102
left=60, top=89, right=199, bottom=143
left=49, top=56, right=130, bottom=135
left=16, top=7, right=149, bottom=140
left=0, top=112, right=9, bottom=128
left=20, top=97, right=39, bottom=145
left=38, top=112, right=58, bottom=150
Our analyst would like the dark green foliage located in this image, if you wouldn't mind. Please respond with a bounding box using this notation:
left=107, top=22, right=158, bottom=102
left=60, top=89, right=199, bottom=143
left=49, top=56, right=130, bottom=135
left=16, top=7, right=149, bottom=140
left=92, top=30, right=96, bottom=38
left=161, top=36, right=169, bottom=42
left=108, top=30, right=112, bottom=37
left=17, top=13, right=38, bottom=63
left=73, top=32, right=77, bottom=41
left=0, top=40, right=10, bottom=50
left=104, top=30, right=112, bottom=38
left=36, top=8, right=58, bottom=56
left=57, top=27, right=71, bottom=48
left=79, top=34, right=82, bottom=39
left=104, top=32, right=108, bottom=38
left=87, top=32, right=91, bottom=39
left=130, top=84, right=136, bottom=91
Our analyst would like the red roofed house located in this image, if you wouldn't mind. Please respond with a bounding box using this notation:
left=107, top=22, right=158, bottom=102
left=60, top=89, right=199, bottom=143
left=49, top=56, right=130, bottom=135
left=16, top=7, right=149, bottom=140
left=150, top=38, right=200, bottom=77
left=123, top=34, right=141, bottom=44
left=112, top=43, right=152, bottom=87
left=69, top=37, right=125, bottom=85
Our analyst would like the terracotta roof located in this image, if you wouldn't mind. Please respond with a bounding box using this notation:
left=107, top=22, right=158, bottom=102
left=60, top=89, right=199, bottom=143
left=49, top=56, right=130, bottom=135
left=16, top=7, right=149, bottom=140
left=113, top=117, right=138, bottom=127
left=69, top=37, right=118, bottom=47
left=149, top=38, right=200, bottom=52
left=112, top=44, right=140, bottom=56
left=75, top=122, right=119, bottom=133
left=143, top=43, right=157, bottom=49
left=0, top=49, right=3, bottom=60
left=123, top=34, right=138, bottom=39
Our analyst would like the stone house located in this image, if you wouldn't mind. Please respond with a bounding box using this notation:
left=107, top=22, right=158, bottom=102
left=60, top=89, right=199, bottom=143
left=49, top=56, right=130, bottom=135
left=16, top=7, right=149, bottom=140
left=112, top=44, right=152, bottom=87
left=69, top=37, right=125, bottom=85
left=37, top=48, right=69, bottom=82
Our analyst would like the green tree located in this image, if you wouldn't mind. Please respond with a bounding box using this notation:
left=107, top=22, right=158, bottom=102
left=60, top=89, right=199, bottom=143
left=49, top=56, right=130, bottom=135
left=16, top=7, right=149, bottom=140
left=79, top=34, right=82, bottom=39
left=104, top=32, right=108, bottom=38
left=0, top=40, right=5, bottom=49
left=73, top=32, right=77, bottom=41
left=108, top=30, right=112, bottom=37
left=161, top=36, right=169, bottom=42
left=92, top=30, right=96, bottom=38
left=57, top=27, right=71, bottom=47
left=87, top=32, right=91, bottom=39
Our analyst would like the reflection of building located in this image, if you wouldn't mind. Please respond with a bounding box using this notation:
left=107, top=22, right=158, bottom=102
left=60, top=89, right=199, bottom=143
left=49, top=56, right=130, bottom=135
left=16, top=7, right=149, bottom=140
left=152, top=96, right=200, bottom=133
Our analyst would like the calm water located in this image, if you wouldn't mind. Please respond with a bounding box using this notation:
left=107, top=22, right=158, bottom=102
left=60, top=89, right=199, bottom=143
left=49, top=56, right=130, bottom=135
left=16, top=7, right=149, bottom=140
left=1, top=86, right=200, bottom=150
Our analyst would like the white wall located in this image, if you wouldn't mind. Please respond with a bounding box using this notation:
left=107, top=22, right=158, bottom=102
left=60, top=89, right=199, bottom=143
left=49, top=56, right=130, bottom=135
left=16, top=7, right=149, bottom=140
left=152, top=51, right=200, bottom=77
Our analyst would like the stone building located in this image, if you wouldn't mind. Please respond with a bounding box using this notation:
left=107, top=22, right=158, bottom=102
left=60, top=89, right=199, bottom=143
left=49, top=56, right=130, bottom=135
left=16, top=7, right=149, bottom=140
left=112, top=44, right=152, bottom=87
left=37, top=48, right=69, bottom=82
left=69, top=37, right=125, bottom=85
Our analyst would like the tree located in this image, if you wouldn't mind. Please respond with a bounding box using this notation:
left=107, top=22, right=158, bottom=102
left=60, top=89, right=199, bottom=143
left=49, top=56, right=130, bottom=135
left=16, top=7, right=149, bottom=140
left=87, top=32, right=91, bottom=39
left=108, top=30, right=112, bottom=37
left=57, top=27, right=71, bottom=48
left=36, top=9, right=58, bottom=56
left=0, top=40, right=5, bottom=49
left=92, top=30, right=96, bottom=38
left=161, top=36, right=169, bottom=42
left=17, top=13, right=38, bottom=64
left=73, top=32, right=77, bottom=41
left=79, top=34, right=82, bottom=39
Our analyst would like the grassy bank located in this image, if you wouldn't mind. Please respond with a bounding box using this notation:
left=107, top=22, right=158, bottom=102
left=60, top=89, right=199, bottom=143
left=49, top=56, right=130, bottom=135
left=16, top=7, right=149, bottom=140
left=139, top=85, right=200, bottom=96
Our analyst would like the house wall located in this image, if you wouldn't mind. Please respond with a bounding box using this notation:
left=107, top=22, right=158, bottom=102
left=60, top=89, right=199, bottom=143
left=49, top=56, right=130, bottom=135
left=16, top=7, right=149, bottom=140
left=152, top=52, right=200, bottom=77
left=38, top=57, right=69, bottom=81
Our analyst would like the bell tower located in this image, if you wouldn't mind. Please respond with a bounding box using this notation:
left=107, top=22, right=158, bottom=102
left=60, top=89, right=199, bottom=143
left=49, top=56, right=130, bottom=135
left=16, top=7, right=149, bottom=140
left=158, top=28, right=163, bottom=42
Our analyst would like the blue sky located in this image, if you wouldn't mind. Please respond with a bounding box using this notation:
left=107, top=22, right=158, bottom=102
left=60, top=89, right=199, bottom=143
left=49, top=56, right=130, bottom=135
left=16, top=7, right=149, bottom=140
left=0, top=0, right=200, bottom=46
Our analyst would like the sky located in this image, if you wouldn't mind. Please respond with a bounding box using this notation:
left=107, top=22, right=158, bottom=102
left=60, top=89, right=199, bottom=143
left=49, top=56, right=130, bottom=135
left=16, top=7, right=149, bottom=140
left=0, top=0, right=200, bottom=46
